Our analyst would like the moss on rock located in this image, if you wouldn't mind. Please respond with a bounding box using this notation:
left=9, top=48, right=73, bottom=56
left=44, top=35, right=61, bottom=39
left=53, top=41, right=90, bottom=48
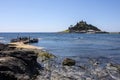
left=38, top=51, right=55, bottom=61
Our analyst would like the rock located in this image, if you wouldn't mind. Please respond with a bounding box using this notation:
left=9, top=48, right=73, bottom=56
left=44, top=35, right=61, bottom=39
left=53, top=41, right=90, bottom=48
left=0, top=57, right=28, bottom=80
left=38, top=51, right=55, bottom=61
left=62, top=58, right=76, bottom=66
left=0, top=43, right=16, bottom=51
left=0, top=50, right=42, bottom=80
left=11, top=37, right=39, bottom=44
left=0, top=43, right=8, bottom=51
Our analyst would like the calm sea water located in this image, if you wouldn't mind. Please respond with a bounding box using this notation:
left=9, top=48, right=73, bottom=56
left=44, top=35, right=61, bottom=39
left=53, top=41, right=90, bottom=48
left=0, top=33, right=120, bottom=60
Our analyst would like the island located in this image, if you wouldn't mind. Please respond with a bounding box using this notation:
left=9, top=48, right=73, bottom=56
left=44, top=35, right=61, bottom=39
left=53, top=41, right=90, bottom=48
left=63, top=20, right=108, bottom=34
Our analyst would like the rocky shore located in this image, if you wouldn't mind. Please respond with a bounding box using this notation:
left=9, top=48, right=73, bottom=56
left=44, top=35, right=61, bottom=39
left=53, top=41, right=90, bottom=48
left=0, top=42, right=43, bottom=80
left=0, top=42, right=120, bottom=80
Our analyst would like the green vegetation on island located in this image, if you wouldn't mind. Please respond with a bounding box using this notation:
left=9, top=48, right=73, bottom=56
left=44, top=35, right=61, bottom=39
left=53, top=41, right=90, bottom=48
left=63, top=20, right=108, bottom=33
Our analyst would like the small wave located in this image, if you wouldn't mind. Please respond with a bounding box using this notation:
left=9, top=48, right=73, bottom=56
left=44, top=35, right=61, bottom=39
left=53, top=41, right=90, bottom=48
left=38, top=47, right=44, bottom=49
left=73, top=37, right=84, bottom=40
left=78, top=37, right=84, bottom=39
left=0, top=37, right=4, bottom=39
left=0, top=40, right=6, bottom=43
left=38, top=38, right=42, bottom=40
left=108, top=48, right=120, bottom=50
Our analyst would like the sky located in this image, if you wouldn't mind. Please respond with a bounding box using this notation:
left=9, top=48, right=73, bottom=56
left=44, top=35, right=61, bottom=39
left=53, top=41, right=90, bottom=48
left=0, top=0, right=120, bottom=32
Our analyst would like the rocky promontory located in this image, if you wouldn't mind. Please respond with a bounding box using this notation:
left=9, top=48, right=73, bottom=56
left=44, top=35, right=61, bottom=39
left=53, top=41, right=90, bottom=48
left=0, top=42, right=43, bottom=80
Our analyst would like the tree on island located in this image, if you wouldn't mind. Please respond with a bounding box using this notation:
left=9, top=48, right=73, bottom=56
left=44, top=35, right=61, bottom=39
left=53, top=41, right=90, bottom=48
left=68, top=20, right=101, bottom=33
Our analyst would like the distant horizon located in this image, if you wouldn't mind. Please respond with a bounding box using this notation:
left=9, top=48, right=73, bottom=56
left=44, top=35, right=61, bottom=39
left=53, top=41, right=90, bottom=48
left=0, top=30, right=120, bottom=33
left=0, top=0, right=120, bottom=32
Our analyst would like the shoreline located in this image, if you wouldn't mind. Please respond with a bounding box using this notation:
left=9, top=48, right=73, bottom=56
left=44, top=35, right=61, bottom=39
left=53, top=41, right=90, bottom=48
left=0, top=42, right=120, bottom=80
left=0, top=42, right=51, bottom=80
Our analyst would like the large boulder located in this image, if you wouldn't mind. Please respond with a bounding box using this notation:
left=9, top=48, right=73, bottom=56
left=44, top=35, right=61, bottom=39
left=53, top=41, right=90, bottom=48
left=62, top=58, right=76, bottom=66
left=0, top=50, right=42, bottom=80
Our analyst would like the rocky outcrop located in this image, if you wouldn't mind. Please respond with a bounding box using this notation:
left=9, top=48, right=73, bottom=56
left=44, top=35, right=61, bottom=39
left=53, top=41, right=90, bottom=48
left=62, top=20, right=104, bottom=33
left=62, top=58, right=76, bottom=66
left=0, top=43, right=17, bottom=51
left=11, top=37, right=39, bottom=44
left=69, top=21, right=101, bottom=32
left=0, top=50, right=42, bottom=80
left=0, top=43, right=8, bottom=51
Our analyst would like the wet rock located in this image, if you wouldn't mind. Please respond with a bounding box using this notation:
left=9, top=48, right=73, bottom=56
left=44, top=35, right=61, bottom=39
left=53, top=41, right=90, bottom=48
left=62, top=58, right=76, bottom=66
left=0, top=50, right=42, bottom=80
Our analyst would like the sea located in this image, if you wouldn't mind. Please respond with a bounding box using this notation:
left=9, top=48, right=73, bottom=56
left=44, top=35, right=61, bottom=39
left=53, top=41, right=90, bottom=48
left=0, top=33, right=120, bottom=63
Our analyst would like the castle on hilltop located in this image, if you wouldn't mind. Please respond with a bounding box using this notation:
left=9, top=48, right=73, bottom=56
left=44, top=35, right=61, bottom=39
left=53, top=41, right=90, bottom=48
left=68, top=20, right=101, bottom=33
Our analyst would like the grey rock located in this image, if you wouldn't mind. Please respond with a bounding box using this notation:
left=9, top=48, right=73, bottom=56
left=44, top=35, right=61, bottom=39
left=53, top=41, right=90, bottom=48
left=62, top=58, right=76, bottom=66
left=0, top=50, right=42, bottom=80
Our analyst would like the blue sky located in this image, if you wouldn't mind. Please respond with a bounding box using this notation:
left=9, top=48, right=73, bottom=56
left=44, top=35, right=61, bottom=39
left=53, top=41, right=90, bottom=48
left=0, top=0, right=120, bottom=32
